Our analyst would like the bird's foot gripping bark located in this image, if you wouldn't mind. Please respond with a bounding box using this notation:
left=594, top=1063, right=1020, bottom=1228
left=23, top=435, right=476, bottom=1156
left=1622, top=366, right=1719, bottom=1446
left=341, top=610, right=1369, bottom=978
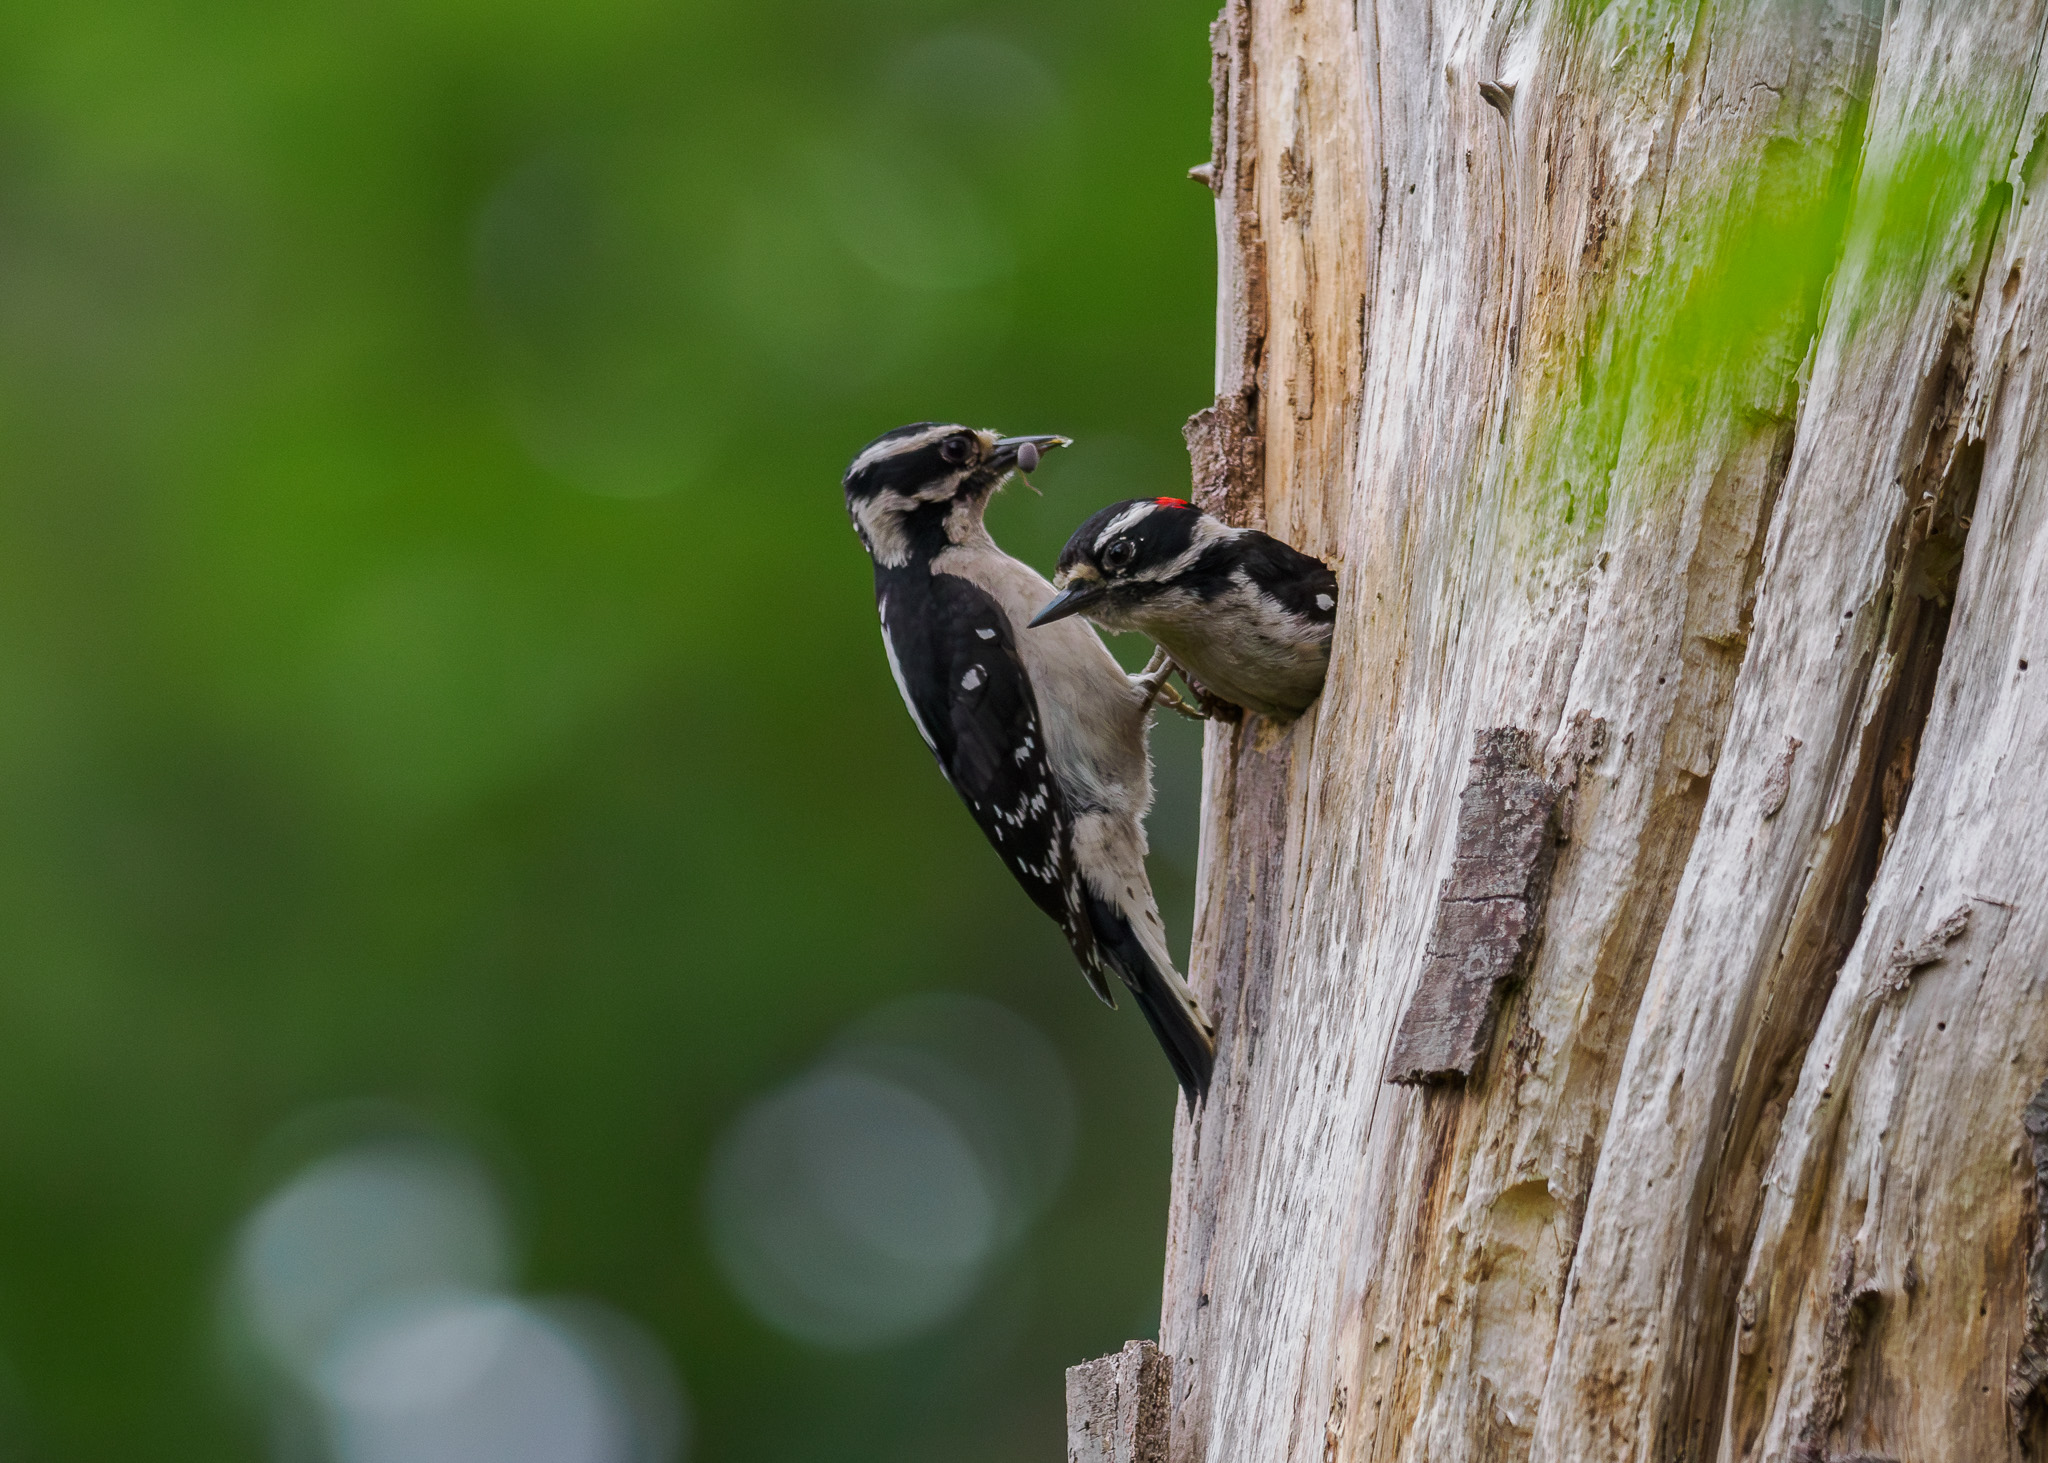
left=1131, top=648, right=1204, bottom=721
left=1151, top=678, right=1211, bottom=722
left=1129, top=645, right=1175, bottom=701
left=1130, top=647, right=1237, bottom=723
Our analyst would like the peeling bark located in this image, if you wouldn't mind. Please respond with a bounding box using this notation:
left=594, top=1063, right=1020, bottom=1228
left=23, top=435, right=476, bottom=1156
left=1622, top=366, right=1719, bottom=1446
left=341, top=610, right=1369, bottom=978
left=1154, top=2, right=2048, bottom=1460
left=1386, top=728, right=1559, bottom=1087
left=1184, top=394, right=1266, bottom=529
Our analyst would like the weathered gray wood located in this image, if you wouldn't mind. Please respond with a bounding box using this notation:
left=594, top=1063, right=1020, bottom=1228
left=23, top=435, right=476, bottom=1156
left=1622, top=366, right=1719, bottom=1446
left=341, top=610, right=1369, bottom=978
left=1157, top=1, right=2048, bottom=1460
left=1066, top=1340, right=1171, bottom=1463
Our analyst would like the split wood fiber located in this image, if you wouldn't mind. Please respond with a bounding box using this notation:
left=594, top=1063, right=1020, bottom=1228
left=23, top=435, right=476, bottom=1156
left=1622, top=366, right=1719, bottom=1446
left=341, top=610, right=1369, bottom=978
left=1160, top=1, right=2048, bottom=1461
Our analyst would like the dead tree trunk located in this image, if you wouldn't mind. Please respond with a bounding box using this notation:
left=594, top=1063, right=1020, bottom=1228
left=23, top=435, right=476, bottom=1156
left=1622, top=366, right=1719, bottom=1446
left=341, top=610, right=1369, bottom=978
left=1134, top=3, right=2048, bottom=1460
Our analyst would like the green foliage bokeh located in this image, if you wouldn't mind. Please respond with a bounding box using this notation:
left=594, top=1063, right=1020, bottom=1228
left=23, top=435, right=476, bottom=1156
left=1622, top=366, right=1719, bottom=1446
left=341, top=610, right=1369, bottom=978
left=0, top=1, right=1219, bottom=1457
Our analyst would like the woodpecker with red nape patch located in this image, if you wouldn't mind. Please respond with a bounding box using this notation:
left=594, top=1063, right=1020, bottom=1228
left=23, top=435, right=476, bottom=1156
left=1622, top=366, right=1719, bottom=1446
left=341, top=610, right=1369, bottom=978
left=843, top=424, right=1216, bottom=1103
left=1032, top=496, right=1338, bottom=721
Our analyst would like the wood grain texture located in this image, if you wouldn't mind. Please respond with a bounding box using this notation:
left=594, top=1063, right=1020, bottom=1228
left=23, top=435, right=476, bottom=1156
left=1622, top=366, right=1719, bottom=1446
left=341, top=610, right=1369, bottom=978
left=1161, top=1, right=2048, bottom=1460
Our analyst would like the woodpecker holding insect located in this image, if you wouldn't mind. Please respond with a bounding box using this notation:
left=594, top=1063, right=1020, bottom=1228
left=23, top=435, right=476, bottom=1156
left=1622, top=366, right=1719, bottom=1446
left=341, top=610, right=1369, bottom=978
left=843, top=424, right=1216, bottom=1103
left=1031, top=497, right=1338, bottom=721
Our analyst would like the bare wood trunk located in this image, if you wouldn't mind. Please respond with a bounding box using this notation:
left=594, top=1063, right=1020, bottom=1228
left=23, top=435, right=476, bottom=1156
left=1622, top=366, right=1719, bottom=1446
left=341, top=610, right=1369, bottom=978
left=1152, top=2, right=2048, bottom=1460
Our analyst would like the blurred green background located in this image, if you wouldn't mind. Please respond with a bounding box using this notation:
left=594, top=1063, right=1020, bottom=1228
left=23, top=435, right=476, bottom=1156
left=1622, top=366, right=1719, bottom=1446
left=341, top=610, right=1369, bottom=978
left=0, top=1, right=1220, bottom=1459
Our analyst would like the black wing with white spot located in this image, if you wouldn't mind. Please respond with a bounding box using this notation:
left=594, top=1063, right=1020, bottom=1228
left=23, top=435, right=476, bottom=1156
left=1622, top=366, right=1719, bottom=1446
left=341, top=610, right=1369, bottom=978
left=1237, top=532, right=1339, bottom=624
left=875, top=566, right=1095, bottom=973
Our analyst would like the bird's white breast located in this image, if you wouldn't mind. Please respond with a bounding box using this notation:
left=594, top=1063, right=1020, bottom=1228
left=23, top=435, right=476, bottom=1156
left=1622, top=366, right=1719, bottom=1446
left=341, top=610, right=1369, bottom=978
left=1149, top=574, right=1331, bottom=717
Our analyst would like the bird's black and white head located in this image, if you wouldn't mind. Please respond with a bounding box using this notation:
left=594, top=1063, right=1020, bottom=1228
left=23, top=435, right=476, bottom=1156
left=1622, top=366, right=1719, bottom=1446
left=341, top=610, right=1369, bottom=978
left=843, top=422, right=1070, bottom=567
left=1031, top=496, right=1231, bottom=631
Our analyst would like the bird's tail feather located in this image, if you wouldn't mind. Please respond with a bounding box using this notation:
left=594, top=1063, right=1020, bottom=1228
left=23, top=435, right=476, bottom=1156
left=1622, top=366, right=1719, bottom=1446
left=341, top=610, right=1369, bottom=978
left=1130, top=978, right=1216, bottom=1106
left=1082, top=887, right=1216, bottom=1104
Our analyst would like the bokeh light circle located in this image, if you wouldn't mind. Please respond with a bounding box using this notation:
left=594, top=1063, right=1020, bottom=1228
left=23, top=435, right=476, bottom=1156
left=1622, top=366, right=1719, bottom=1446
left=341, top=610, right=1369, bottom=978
left=706, top=1068, right=997, bottom=1348
left=233, top=1139, right=512, bottom=1382
left=228, top=1130, right=688, bottom=1461
left=316, top=1292, right=627, bottom=1463
left=705, top=994, right=1074, bottom=1349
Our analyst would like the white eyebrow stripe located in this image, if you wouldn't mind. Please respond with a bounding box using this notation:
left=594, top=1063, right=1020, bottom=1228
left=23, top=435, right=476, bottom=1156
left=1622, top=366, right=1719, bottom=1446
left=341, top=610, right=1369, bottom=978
left=849, top=425, right=953, bottom=478
left=1095, top=502, right=1157, bottom=549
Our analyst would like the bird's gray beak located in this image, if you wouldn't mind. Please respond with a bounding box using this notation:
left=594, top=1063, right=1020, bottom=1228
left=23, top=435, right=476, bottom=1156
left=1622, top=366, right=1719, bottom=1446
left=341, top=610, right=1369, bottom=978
left=991, top=434, right=1071, bottom=473
left=1029, top=578, right=1108, bottom=627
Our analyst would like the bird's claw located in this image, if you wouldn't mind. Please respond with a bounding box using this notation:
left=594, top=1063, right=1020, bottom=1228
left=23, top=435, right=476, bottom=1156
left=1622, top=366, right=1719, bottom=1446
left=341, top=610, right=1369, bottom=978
left=1130, top=647, right=1173, bottom=708
left=1152, top=680, right=1209, bottom=721
left=1131, top=648, right=1212, bottom=721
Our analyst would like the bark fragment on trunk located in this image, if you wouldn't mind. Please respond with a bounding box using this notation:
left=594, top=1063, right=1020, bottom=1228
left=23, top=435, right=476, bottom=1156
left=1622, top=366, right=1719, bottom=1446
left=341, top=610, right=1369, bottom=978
left=1384, top=727, right=1559, bottom=1087
left=1155, top=2, right=2048, bottom=1461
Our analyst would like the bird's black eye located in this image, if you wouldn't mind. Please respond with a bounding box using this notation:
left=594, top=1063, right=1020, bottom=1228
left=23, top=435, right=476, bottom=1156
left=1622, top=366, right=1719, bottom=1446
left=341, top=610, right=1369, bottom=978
left=939, top=435, right=975, bottom=466
left=1103, top=539, right=1137, bottom=572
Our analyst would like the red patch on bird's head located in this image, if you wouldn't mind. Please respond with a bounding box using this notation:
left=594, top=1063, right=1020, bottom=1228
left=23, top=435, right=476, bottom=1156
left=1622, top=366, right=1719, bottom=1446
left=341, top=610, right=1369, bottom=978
left=1155, top=497, right=1191, bottom=509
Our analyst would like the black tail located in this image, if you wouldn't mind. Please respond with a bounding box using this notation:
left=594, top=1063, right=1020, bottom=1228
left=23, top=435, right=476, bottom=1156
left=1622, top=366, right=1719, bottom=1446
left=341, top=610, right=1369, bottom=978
left=1083, top=889, right=1216, bottom=1105
left=1130, top=978, right=1216, bottom=1106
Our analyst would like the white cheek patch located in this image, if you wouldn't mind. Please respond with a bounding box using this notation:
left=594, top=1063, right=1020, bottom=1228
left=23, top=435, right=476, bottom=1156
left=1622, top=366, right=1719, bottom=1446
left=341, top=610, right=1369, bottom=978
left=922, top=469, right=975, bottom=503
left=1316, top=593, right=1334, bottom=611
left=976, top=627, right=996, bottom=640
left=852, top=490, right=918, bottom=568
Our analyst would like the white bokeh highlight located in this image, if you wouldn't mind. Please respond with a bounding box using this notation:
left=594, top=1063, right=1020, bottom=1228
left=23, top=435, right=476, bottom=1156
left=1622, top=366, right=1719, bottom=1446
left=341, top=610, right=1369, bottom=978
left=316, top=1293, right=626, bottom=1463
left=228, top=1130, right=685, bottom=1463
left=235, top=1140, right=511, bottom=1381
left=706, top=994, right=1073, bottom=1349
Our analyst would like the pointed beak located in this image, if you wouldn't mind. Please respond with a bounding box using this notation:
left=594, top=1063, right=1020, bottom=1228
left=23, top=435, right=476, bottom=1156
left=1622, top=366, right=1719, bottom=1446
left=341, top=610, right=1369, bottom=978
left=990, top=434, right=1071, bottom=473
left=1029, top=578, right=1107, bottom=627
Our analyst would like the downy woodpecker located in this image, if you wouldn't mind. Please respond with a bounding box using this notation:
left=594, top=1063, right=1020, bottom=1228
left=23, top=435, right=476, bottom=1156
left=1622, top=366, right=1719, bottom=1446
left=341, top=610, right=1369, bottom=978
left=1032, top=497, right=1338, bottom=721
left=843, top=424, right=1216, bottom=1102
